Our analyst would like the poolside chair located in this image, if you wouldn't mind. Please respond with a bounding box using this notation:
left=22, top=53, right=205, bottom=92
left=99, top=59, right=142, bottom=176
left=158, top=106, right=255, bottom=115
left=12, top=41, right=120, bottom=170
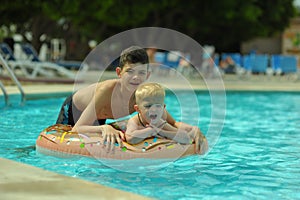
left=271, top=55, right=298, bottom=74
left=252, top=54, right=269, bottom=74
left=153, top=51, right=181, bottom=76
left=280, top=55, right=298, bottom=74
left=154, top=51, right=166, bottom=64
left=164, top=51, right=181, bottom=69
left=213, top=54, right=220, bottom=66
left=220, top=53, right=242, bottom=74
left=21, top=43, right=88, bottom=71
left=270, top=55, right=282, bottom=75
left=0, top=43, right=45, bottom=78
left=0, top=43, right=76, bottom=79
left=242, top=54, right=269, bottom=74
left=221, top=53, right=242, bottom=67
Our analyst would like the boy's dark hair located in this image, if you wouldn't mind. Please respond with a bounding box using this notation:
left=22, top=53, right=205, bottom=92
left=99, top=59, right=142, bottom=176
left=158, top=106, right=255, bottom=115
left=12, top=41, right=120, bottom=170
left=119, top=46, right=149, bottom=69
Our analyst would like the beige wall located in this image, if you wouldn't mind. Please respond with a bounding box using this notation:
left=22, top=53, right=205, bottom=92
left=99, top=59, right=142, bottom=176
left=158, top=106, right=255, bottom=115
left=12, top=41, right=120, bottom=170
left=241, top=35, right=282, bottom=54
left=282, top=17, right=300, bottom=55
left=241, top=17, right=300, bottom=57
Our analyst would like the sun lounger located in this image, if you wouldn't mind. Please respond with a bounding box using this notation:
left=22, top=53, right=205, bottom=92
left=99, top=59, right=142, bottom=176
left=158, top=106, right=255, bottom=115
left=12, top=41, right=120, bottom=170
left=252, top=55, right=268, bottom=73
left=242, top=54, right=269, bottom=74
left=271, top=55, right=298, bottom=74
left=221, top=53, right=242, bottom=67
left=0, top=43, right=45, bottom=78
left=279, top=55, right=298, bottom=74
left=21, top=43, right=88, bottom=71
left=0, top=43, right=76, bottom=79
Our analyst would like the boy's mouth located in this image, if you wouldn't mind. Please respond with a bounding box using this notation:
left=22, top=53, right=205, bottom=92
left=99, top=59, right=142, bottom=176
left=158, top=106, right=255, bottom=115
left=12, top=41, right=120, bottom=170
left=129, top=82, right=140, bottom=86
left=149, top=114, right=157, bottom=120
left=130, top=82, right=140, bottom=85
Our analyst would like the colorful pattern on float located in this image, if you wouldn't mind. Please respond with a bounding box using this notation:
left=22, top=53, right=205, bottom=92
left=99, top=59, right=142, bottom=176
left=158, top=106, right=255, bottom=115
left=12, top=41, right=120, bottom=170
left=36, top=124, right=196, bottom=160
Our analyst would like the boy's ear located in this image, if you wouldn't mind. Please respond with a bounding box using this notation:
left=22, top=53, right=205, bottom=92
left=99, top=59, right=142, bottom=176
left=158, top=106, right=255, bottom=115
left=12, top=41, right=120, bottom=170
left=134, top=104, right=139, bottom=112
left=116, top=67, right=122, bottom=77
left=146, top=71, right=151, bottom=79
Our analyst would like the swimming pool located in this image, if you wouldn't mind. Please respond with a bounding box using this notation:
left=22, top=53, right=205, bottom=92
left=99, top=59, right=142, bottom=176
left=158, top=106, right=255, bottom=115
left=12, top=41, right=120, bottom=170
left=1, top=91, right=299, bottom=199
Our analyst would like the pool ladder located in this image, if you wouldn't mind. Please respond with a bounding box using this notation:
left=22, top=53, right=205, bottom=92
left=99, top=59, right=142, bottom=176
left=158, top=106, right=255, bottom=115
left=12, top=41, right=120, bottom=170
left=0, top=54, right=25, bottom=106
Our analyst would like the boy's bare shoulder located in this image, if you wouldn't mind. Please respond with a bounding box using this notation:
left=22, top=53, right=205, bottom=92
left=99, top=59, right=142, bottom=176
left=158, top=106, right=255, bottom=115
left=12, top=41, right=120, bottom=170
left=95, top=79, right=118, bottom=92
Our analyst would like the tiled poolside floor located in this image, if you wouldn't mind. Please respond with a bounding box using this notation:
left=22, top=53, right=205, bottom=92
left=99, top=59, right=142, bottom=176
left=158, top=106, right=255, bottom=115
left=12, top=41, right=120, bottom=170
left=0, top=71, right=299, bottom=200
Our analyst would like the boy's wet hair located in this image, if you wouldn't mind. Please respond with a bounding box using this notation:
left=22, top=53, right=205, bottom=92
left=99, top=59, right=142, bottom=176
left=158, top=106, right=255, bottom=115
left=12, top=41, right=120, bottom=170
left=119, top=46, right=149, bottom=69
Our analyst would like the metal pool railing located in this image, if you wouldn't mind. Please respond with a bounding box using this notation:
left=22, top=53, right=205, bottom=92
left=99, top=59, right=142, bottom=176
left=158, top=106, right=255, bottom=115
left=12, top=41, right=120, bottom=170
left=0, top=54, right=26, bottom=106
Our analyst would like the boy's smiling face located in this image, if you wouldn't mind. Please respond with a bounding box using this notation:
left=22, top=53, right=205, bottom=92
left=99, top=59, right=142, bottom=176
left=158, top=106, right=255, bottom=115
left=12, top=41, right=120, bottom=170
left=117, top=62, right=149, bottom=91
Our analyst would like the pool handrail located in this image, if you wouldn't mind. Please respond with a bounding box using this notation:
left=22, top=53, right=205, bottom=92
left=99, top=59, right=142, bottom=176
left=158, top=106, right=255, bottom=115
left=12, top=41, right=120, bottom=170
left=0, top=80, right=9, bottom=106
left=0, top=54, right=26, bottom=106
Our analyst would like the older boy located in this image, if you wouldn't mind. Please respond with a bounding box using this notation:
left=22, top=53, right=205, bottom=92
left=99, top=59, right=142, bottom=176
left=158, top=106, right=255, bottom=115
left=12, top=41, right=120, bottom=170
left=56, top=46, right=150, bottom=149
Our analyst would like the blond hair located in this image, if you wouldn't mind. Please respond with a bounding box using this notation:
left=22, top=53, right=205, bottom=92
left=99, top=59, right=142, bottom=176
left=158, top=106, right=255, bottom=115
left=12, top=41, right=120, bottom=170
left=135, top=82, right=165, bottom=104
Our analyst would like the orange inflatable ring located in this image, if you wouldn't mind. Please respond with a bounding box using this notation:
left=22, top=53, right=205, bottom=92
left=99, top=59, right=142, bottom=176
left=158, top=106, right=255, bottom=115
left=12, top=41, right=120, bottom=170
left=36, top=124, right=197, bottom=160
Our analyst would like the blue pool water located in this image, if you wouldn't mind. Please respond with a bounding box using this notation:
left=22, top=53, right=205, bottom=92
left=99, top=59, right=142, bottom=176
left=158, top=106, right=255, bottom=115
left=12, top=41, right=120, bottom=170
left=1, top=91, right=300, bottom=199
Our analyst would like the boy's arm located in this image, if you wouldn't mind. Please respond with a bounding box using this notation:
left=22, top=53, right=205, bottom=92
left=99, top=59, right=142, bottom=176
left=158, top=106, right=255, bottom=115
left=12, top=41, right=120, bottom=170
left=72, top=81, right=124, bottom=149
left=162, top=122, right=209, bottom=154
left=157, top=123, right=192, bottom=144
left=125, top=117, right=157, bottom=144
left=72, top=96, right=98, bottom=132
left=160, top=110, right=209, bottom=154
left=164, top=110, right=194, bottom=132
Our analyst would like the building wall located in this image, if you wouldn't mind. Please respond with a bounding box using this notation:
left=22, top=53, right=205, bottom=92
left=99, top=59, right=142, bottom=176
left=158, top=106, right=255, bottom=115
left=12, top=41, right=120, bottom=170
left=241, top=35, right=282, bottom=55
left=241, top=17, right=300, bottom=57
left=282, top=17, right=300, bottom=55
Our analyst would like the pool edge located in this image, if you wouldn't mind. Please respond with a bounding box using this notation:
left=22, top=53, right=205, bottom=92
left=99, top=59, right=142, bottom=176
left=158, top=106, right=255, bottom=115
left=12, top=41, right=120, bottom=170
left=0, top=157, right=152, bottom=200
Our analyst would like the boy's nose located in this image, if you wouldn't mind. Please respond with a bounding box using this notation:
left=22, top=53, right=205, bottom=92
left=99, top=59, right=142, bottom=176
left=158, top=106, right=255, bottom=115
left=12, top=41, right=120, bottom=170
left=132, top=73, right=141, bottom=79
left=132, top=75, right=138, bottom=80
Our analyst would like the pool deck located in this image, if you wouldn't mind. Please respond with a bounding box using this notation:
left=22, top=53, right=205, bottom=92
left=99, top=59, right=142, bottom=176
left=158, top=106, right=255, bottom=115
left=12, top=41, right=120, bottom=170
left=1, top=71, right=300, bottom=200
left=0, top=158, right=150, bottom=200
left=2, top=71, right=300, bottom=97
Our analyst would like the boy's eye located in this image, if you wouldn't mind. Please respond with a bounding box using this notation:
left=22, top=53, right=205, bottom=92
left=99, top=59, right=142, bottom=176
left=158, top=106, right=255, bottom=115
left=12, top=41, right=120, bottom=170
left=144, top=105, right=151, bottom=108
left=126, top=69, right=133, bottom=73
left=139, top=71, right=146, bottom=75
left=154, top=104, right=163, bottom=109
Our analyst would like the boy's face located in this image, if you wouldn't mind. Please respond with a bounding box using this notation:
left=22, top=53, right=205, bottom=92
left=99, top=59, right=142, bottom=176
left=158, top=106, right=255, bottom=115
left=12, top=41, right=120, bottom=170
left=117, top=62, right=149, bottom=91
left=136, top=96, right=165, bottom=124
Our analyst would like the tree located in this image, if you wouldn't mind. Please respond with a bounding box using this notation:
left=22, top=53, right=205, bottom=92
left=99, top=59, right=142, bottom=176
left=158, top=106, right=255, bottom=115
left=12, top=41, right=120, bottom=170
left=0, top=0, right=296, bottom=58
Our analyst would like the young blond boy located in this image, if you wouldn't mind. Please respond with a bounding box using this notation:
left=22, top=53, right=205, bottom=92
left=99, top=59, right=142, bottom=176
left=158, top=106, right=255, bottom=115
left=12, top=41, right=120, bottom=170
left=125, top=82, right=208, bottom=154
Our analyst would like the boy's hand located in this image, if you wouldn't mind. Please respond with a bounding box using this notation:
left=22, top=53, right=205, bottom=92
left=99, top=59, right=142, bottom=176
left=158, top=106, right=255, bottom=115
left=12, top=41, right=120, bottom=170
left=100, top=125, right=123, bottom=151
left=150, top=119, right=165, bottom=127
left=149, top=119, right=167, bottom=133
left=173, top=129, right=192, bottom=144
left=191, top=127, right=208, bottom=154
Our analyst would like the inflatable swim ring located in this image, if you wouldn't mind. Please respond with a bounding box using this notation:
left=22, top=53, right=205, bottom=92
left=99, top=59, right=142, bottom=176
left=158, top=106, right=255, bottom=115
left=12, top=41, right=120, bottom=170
left=36, top=124, right=196, bottom=159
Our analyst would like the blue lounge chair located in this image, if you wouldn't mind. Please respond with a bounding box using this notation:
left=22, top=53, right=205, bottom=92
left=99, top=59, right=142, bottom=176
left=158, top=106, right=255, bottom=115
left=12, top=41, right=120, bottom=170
left=154, top=52, right=166, bottom=64
left=270, top=54, right=281, bottom=74
left=21, top=43, right=88, bottom=71
left=270, top=55, right=298, bottom=74
left=164, top=51, right=181, bottom=69
left=0, top=43, right=76, bottom=79
left=153, top=51, right=181, bottom=75
left=242, top=54, right=254, bottom=72
left=252, top=55, right=269, bottom=73
left=0, top=43, right=41, bottom=78
left=154, top=51, right=181, bottom=69
left=242, top=54, right=269, bottom=73
left=280, top=55, right=297, bottom=74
